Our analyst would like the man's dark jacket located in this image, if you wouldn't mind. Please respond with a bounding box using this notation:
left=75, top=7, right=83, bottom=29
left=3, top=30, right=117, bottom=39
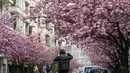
left=53, top=53, right=73, bottom=73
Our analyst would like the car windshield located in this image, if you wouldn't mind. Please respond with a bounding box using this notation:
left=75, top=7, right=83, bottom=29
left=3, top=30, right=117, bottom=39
left=84, top=67, right=97, bottom=73
left=84, top=67, right=107, bottom=73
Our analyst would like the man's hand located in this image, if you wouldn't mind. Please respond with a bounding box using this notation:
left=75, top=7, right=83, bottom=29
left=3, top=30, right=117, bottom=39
left=67, top=53, right=71, bottom=56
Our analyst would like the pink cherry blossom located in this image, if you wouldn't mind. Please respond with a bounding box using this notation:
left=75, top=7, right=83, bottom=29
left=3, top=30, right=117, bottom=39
left=0, top=12, right=57, bottom=67
left=70, top=59, right=83, bottom=72
left=32, top=0, right=130, bottom=73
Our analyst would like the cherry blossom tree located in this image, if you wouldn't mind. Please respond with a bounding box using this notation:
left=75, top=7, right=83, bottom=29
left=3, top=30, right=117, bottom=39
left=69, top=59, right=83, bottom=72
left=32, top=0, right=130, bottom=73
left=0, top=10, right=57, bottom=73
left=0, top=24, right=57, bottom=73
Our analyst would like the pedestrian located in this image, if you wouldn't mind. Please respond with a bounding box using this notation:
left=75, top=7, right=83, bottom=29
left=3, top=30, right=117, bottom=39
left=53, top=49, right=73, bottom=73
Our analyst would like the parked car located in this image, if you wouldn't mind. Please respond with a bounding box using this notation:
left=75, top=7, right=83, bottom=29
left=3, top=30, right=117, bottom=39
left=87, top=69, right=107, bottom=73
left=79, top=70, right=83, bottom=73
left=83, top=66, right=111, bottom=73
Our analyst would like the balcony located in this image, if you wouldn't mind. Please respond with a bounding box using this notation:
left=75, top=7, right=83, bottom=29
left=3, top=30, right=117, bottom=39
left=25, top=0, right=30, bottom=5
left=8, top=5, right=21, bottom=13
left=0, top=0, right=13, bottom=4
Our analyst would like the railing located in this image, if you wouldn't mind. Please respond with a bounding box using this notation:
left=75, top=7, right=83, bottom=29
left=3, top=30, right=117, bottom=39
left=8, top=5, right=21, bottom=13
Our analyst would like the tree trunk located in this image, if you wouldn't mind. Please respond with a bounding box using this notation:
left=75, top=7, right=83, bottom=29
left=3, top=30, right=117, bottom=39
left=113, top=62, right=121, bottom=73
left=38, top=64, right=44, bottom=73
left=120, top=49, right=129, bottom=73
left=47, top=63, right=55, bottom=73
left=115, top=68, right=121, bottom=73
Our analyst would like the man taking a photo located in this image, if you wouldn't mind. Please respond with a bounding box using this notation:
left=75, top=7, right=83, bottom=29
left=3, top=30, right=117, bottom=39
left=54, top=49, right=73, bottom=73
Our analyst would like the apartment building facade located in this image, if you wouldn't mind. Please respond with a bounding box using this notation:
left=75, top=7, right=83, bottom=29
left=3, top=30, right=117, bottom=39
left=0, top=0, right=56, bottom=73
left=28, top=0, right=55, bottom=47
left=8, top=0, right=30, bottom=34
left=4, top=0, right=55, bottom=47
left=0, top=1, right=13, bottom=73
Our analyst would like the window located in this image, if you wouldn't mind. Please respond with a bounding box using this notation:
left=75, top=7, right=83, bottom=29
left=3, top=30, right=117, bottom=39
left=0, top=1, right=2, bottom=11
left=25, top=2, right=29, bottom=8
left=3, top=64, right=6, bottom=73
left=29, top=26, right=33, bottom=34
left=13, top=21, right=16, bottom=30
left=10, top=13, right=17, bottom=30
left=38, top=33, right=41, bottom=42
left=51, top=38, right=55, bottom=46
left=54, top=38, right=57, bottom=45
left=45, top=22, right=49, bottom=29
left=11, top=0, right=16, bottom=6
left=25, top=22, right=29, bottom=33
left=45, top=35, right=50, bottom=46
left=0, top=1, right=3, bottom=20
left=45, top=22, right=52, bottom=30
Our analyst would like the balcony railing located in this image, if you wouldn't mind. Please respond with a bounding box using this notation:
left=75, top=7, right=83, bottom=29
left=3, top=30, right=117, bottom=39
left=0, top=0, right=13, bottom=4
left=8, top=5, right=21, bottom=13
left=25, top=0, right=30, bottom=5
